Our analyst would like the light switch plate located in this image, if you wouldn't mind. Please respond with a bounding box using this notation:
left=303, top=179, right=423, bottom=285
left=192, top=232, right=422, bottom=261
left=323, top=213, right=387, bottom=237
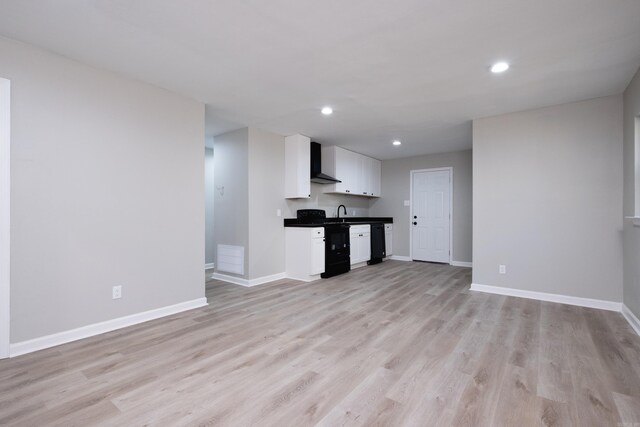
left=499, top=265, right=506, bottom=274
left=403, top=200, right=410, bottom=207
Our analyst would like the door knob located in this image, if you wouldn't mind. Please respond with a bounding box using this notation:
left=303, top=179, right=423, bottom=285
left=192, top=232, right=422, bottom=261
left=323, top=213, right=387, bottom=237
left=413, top=222, right=417, bottom=225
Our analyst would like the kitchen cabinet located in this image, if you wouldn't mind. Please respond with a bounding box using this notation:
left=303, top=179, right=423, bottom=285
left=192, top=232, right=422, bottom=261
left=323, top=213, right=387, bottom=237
left=285, top=227, right=325, bottom=281
left=321, top=146, right=381, bottom=197
left=285, top=134, right=311, bottom=199
left=350, top=224, right=371, bottom=266
left=384, top=224, right=393, bottom=256
left=357, top=154, right=368, bottom=196
left=310, top=233, right=325, bottom=275
left=371, top=158, right=381, bottom=197
left=322, top=146, right=355, bottom=194
left=362, top=156, right=382, bottom=197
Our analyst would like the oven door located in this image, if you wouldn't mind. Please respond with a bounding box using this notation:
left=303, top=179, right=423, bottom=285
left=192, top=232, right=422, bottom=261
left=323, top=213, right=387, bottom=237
left=322, top=224, right=351, bottom=278
left=326, top=225, right=349, bottom=255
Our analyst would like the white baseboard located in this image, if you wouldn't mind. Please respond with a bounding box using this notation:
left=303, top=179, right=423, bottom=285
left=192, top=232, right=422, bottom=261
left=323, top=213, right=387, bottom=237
left=622, top=304, right=640, bottom=336
left=9, top=297, right=208, bottom=357
left=204, top=263, right=215, bottom=270
left=451, top=261, right=472, bottom=268
left=351, top=261, right=368, bottom=270
left=211, top=272, right=287, bottom=287
left=247, top=273, right=287, bottom=287
left=469, top=283, right=622, bottom=312
left=285, top=275, right=321, bottom=283
left=211, top=272, right=246, bottom=286
left=390, top=255, right=411, bottom=262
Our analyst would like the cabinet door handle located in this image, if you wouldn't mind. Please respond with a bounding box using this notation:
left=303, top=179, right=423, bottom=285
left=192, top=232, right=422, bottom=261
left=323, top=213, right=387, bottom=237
left=362, top=192, right=367, bottom=195
left=413, top=222, right=417, bottom=225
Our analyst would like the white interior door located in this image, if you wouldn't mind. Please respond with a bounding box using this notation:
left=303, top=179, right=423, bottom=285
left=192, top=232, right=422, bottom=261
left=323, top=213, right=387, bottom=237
left=411, top=169, right=451, bottom=263
left=0, top=78, right=10, bottom=359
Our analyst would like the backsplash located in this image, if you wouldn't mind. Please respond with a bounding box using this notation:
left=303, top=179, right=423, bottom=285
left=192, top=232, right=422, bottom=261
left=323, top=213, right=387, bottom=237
left=284, top=183, right=371, bottom=218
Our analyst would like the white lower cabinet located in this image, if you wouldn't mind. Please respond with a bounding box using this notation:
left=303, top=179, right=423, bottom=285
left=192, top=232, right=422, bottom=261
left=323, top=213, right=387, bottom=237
left=286, top=227, right=325, bottom=281
left=310, top=234, right=325, bottom=275
left=350, top=224, right=371, bottom=266
left=384, top=224, right=393, bottom=257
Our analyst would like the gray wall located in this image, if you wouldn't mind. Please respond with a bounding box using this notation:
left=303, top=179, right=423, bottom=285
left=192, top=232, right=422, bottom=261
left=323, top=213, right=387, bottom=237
left=205, top=147, right=215, bottom=265
left=473, top=95, right=623, bottom=302
left=213, top=128, right=249, bottom=278
left=369, top=150, right=472, bottom=262
left=1, top=37, right=205, bottom=342
left=248, top=128, right=287, bottom=280
left=623, top=66, right=640, bottom=318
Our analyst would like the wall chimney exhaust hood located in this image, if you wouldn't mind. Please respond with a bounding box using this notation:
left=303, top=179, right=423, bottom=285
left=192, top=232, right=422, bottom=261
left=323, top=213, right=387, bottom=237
left=310, top=142, right=341, bottom=184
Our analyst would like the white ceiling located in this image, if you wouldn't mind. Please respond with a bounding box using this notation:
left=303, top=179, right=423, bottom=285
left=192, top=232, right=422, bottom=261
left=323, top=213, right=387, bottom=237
left=1, top=1, right=639, bottom=159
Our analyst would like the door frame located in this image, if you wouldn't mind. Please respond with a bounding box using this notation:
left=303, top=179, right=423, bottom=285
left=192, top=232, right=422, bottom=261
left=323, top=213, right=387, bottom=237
left=409, top=167, right=453, bottom=264
left=0, top=78, right=10, bottom=359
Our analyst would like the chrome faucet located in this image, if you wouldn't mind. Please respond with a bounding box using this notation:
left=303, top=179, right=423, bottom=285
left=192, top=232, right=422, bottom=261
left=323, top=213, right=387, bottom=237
left=337, top=204, right=347, bottom=220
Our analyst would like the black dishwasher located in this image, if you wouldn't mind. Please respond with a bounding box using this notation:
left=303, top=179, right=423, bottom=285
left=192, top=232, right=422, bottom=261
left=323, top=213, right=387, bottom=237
left=368, top=223, right=386, bottom=265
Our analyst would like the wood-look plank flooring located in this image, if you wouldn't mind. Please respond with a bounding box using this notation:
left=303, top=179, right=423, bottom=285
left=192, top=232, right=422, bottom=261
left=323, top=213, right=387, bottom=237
left=1, top=260, right=640, bottom=426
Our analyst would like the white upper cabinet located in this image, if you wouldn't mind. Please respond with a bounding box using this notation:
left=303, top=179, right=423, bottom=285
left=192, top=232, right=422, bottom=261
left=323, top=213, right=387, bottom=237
left=371, top=158, right=381, bottom=197
left=321, top=146, right=381, bottom=197
left=284, top=134, right=311, bottom=199
left=357, top=155, right=368, bottom=196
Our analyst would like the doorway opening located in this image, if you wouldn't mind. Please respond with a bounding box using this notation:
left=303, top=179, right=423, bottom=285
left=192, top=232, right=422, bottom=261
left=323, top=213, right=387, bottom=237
left=409, top=167, right=453, bottom=264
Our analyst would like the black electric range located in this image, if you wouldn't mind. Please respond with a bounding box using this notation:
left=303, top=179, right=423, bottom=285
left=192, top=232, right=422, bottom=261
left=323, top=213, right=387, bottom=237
left=295, top=209, right=350, bottom=278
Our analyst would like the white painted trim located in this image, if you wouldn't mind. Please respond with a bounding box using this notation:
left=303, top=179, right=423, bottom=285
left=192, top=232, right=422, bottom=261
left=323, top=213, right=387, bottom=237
left=9, top=298, right=208, bottom=357
left=285, top=276, right=320, bottom=283
left=622, top=305, right=640, bottom=336
left=625, top=216, right=640, bottom=227
left=211, top=272, right=287, bottom=287
left=0, top=78, right=10, bottom=359
left=470, top=283, right=622, bottom=312
left=247, top=273, right=287, bottom=287
left=451, top=261, right=473, bottom=268
left=409, top=167, right=453, bottom=264
left=211, top=272, right=248, bottom=286
left=635, top=115, right=640, bottom=216
left=204, top=263, right=215, bottom=270
left=390, top=255, right=412, bottom=262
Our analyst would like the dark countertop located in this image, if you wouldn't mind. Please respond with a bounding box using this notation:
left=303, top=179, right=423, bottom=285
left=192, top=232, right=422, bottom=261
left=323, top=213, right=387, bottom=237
left=284, top=217, right=393, bottom=227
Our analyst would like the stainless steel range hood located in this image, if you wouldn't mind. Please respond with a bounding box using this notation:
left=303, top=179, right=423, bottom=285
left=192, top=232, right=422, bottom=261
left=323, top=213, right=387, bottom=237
left=310, top=142, right=341, bottom=184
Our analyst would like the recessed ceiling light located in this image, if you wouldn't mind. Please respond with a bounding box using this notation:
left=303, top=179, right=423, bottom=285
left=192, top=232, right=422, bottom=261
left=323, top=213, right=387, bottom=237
left=392, top=140, right=402, bottom=146
left=321, top=106, right=333, bottom=115
left=491, top=62, right=509, bottom=73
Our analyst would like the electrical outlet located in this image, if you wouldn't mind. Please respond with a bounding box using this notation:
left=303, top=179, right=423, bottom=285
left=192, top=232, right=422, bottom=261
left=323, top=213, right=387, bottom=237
left=499, top=265, right=506, bottom=274
left=112, top=285, right=122, bottom=299
left=276, top=209, right=281, bottom=217
left=352, top=210, right=356, bottom=216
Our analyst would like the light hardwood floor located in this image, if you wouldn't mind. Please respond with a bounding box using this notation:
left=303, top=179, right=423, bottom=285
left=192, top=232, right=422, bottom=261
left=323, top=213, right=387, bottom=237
left=1, top=260, right=640, bottom=426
